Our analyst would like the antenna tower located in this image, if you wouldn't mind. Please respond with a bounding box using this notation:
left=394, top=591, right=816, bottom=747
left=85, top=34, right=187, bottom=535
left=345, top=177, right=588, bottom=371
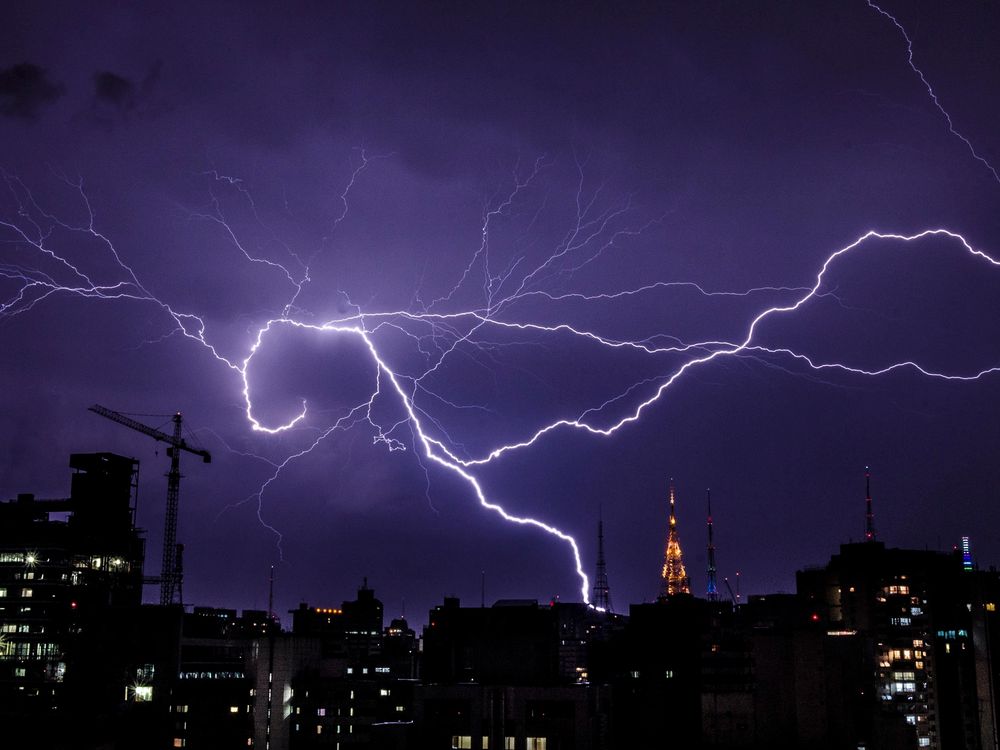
left=593, top=507, right=613, bottom=612
left=706, top=489, right=719, bottom=602
left=660, top=480, right=691, bottom=597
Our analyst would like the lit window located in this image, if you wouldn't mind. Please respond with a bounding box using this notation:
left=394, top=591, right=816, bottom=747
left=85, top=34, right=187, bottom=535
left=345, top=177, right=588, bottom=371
left=346, top=667, right=353, bottom=674
left=176, top=705, right=189, bottom=713
left=134, top=686, right=153, bottom=702
left=21, top=589, right=32, bottom=598
left=396, top=706, right=405, bottom=712
left=0, top=589, right=5, bottom=598
left=230, top=706, right=239, bottom=713
left=918, top=739, right=931, bottom=747
left=14, top=668, right=26, bottom=677
left=173, top=740, right=185, bottom=748
left=380, top=688, right=390, bottom=696
left=987, top=603, right=997, bottom=612
left=318, top=708, right=326, bottom=717
left=317, top=726, right=322, bottom=735
left=451, top=737, right=472, bottom=750
left=482, top=738, right=490, bottom=749
left=664, top=670, right=674, bottom=679
left=630, top=670, right=640, bottom=679
left=505, top=739, right=515, bottom=750
left=527, top=739, right=547, bottom=750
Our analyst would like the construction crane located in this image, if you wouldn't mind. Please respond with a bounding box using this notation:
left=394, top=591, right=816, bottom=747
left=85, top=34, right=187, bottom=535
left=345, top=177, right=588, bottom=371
left=88, top=404, right=211, bottom=606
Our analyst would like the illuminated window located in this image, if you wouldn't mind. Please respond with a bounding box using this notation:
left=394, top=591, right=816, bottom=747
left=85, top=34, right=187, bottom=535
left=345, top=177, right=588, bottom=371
left=14, top=668, right=26, bottom=677
left=317, top=726, right=322, bottom=735
left=665, top=670, right=674, bottom=679
left=451, top=737, right=472, bottom=750
left=0, top=589, right=6, bottom=598
left=134, top=686, right=153, bottom=702
left=318, top=708, right=326, bottom=717
left=505, top=739, right=515, bottom=750
left=21, top=589, right=32, bottom=598
left=230, top=706, right=239, bottom=713
left=988, top=603, right=997, bottom=612
left=380, top=688, right=390, bottom=696
left=173, top=740, right=185, bottom=748
left=396, top=706, right=405, bottom=712
left=482, top=738, right=490, bottom=749
left=918, top=739, right=931, bottom=747
left=630, top=670, right=640, bottom=679
left=527, top=739, right=547, bottom=750
left=176, top=705, right=189, bottom=713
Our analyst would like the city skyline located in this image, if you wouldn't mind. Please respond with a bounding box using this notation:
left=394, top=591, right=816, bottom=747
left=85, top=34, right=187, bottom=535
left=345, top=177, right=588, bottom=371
left=2, top=2, right=1000, bottom=624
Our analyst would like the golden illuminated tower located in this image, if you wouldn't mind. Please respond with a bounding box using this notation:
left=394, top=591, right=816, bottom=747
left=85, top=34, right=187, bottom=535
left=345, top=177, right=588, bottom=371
left=660, top=480, right=691, bottom=597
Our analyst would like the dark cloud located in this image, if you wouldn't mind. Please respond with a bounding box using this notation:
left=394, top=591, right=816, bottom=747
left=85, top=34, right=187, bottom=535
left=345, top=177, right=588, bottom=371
left=0, top=63, right=64, bottom=119
left=94, top=71, right=136, bottom=111
left=90, top=61, right=164, bottom=125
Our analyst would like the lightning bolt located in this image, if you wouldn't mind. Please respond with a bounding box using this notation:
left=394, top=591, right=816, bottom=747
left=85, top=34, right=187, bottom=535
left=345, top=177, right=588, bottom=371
left=866, top=0, right=1000, bottom=184
left=3, top=154, right=1000, bottom=609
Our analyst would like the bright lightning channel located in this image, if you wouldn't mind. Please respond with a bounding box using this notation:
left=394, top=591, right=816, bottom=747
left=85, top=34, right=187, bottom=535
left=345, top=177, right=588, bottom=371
left=3, top=161, right=1000, bottom=608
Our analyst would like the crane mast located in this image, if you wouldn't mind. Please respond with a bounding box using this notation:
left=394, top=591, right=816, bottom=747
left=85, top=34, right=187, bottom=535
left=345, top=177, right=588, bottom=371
left=88, top=404, right=211, bottom=606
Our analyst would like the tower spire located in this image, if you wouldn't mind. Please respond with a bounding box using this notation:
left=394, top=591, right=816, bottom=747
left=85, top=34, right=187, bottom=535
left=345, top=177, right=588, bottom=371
left=865, top=465, right=876, bottom=542
left=660, top=479, right=691, bottom=597
left=593, top=505, right=613, bottom=612
left=706, top=488, right=719, bottom=601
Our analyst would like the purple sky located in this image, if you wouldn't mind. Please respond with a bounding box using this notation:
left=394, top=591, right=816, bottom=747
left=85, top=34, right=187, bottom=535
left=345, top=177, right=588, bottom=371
left=2, top=1, right=1000, bottom=625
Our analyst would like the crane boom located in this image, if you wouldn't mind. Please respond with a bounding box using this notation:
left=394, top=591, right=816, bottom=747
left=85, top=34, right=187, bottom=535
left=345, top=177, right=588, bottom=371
left=88, top=404, right=211, bottom=463
left=88, top=404, right=211, bottom=605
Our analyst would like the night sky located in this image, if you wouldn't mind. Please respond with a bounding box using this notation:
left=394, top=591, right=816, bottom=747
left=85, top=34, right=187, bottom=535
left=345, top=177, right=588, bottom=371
left=2, top=1, right=1000, bottom=626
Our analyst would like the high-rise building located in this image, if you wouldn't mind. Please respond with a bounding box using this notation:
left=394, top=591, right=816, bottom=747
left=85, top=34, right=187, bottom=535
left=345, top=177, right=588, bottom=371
left=0, top=453, right=146, bottom=744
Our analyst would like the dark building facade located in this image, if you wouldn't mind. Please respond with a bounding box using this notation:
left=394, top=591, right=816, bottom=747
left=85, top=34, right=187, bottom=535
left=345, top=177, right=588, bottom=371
left=0, top=453, right=146, bottom=747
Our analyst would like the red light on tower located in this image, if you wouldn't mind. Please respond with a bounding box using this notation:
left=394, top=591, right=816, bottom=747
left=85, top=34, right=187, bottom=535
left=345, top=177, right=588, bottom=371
left=810, top=612, right=820, bottom=622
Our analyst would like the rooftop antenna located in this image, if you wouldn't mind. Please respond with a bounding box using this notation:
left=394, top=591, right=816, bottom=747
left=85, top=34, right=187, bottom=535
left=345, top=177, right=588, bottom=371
left=593, top=505, right=613, bottom=612
left=268, top=565, right=275, bottom=622
left=865, top=466, right=876, bottom=542
left=706, top=489, right=719, bottom=602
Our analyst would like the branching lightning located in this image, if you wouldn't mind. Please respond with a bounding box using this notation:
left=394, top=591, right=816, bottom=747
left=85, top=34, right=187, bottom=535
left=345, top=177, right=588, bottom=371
left=4, top=140, right=1000, bottom=609
left=8, top=0, right=1000, bottom=603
